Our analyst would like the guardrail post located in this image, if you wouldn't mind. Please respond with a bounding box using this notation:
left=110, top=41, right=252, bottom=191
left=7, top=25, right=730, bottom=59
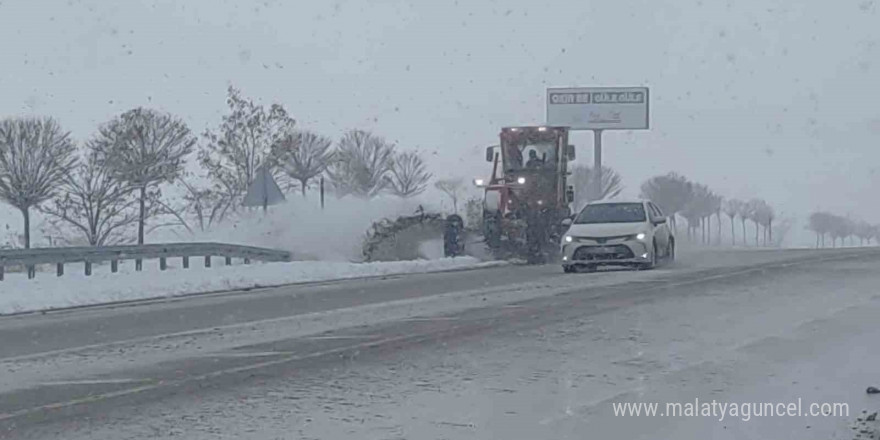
left=0, top=243, right=290, bottom=281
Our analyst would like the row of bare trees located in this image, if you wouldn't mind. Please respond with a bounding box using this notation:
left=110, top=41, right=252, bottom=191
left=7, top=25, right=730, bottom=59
left=640, top=172, right=779, bottom=246
left=807, top=212, right=879, bottom=248
left=0, top=86, right=435, bottom=248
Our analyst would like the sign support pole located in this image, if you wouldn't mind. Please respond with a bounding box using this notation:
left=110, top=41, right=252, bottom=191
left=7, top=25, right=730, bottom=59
left=320, top=176, right=325, bottom=210
left=593, top=129, right=603, bottom=201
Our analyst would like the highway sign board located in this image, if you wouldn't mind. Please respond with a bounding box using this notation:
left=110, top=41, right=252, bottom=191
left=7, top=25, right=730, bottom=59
left=547, top=87, right=649, bottom=130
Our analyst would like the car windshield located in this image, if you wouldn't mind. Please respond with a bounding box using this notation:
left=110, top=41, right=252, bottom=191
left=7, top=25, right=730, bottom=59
left=575, top=203, right=646, bottom=224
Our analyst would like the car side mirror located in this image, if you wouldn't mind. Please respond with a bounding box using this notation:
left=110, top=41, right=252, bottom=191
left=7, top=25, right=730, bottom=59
left=561, top=218, right=572, bottom=227
left=566, top=144, right=576, bottom=160
left=485, top=146, right=494, bottom=162
left=653, top=217, right=667, bottom=225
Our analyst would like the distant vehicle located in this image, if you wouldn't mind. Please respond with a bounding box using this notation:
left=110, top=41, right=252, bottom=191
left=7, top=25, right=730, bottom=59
left=560, top=199, right=674, bottom=273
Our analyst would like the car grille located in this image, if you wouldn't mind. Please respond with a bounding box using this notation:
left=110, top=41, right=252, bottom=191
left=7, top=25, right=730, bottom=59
left=572, top=234, right=632, bottom=244
left=573, top=245, right=635, bottom=261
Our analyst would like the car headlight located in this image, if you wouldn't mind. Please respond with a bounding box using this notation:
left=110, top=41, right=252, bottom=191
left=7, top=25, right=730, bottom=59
left=636, top=232, right=646, bottom=241
left=564, top=235, right=573, bottom=243
left=517, top=177, right=526, bottom=184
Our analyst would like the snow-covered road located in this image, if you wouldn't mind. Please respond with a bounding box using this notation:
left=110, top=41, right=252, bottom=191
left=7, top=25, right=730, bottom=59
left=1, top=247, right=879, bottom=439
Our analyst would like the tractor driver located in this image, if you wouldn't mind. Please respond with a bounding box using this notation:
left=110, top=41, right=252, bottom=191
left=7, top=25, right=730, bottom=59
left=526, top=149, right=545, bottom=168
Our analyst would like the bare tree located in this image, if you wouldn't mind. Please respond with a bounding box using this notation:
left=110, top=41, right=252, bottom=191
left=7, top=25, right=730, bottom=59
left=723, top=199, right=743, bottom=246
left=758, top=203, right=775, bottom=245
left=178, top=178, right=232, bottom=232
left=386, top=150, right=432, bottom=198
left=93, top=108, right=196, bottom=245
left=640, top=172, right=692, bottom=232
left=855, top=221, right=873, bottom=246
left=807, top=211, right=835, bottom=248
left=328, top=130, right=395, bottom=198
left=271, top=130, right=333, bottom=197
left=39, top=146, right=139, bottom=246
left=200, top=86, right=295, bottom=205
left=572, top=165, right=623, bottom=209
left=434, top=177, right=465, bottom=214
left=680, top=183, right=712, bottom=243
left=744, top=199, right=759, bottom=246
left=0, top=117, right=77, bottom=248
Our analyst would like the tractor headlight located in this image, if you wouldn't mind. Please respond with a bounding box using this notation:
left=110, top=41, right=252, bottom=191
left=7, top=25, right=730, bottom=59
left=474, top=178, right=485, bottom=187
left=517, top=177, right=526, bottom=184
left=565, top=235, right=573, bottom=243
left=636, top=232, right=646, bottom=241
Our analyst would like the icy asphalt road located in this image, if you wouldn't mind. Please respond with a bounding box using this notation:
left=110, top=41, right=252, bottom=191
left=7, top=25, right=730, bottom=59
left=0, top=247, right=878, bottom=439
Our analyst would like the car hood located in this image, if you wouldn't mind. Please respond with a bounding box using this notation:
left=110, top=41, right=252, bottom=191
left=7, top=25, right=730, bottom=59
left=566, top=222, right=646, bottom=237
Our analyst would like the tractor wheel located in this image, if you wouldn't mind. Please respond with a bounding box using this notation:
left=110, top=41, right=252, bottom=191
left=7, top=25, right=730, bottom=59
left=483, top=214, right=502, bottom=249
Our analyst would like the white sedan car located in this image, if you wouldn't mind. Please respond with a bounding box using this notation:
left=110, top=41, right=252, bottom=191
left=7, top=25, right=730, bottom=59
left=560, top=199, right=675, bottom=273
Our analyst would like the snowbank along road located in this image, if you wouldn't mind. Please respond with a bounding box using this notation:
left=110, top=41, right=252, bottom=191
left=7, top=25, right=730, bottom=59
left=0, top=247, right=878, bottom=439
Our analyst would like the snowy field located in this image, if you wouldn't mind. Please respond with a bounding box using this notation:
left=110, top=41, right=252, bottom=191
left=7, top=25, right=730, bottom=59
left=0, top=195, right=498, bottom=315
left=0, top=256, right=502, bottom=315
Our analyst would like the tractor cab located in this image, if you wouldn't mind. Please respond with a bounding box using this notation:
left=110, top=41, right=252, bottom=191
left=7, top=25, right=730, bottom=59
left=481, top=126, right=575, bottom=214
left=477, top=126, right=576, bottom=262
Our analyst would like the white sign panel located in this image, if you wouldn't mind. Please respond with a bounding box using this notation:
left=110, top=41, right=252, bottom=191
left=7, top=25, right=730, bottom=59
left=547, top=87, right=649, bottom=130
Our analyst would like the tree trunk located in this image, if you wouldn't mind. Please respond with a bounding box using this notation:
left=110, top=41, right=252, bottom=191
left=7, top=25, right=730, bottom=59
left=701, top=218, right=706, bottom=244
left=138, top=185, right=147, bottom=245
left=754, top=221, right=759, bottom=246
left=21, top=207, right=31, bottom=249
left=741, top=219, right=747, bottom=247
left=705, top=216, right=710, bottom=244
left=300, top=179, right=307, bottom=197
left=816, top=232, right=819, bottom=249
left=717, top=212, right=721, bottom=246
left=730, top=216, right=736, bottom=246
left=768, top=219, right=772, bottom=245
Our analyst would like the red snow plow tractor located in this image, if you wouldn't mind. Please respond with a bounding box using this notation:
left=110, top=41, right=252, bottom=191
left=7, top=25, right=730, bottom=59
left=475, top=126, right=576, bottom=263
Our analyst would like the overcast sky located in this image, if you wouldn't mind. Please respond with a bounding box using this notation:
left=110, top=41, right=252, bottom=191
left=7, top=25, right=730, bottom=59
left=1, top=0, right=878, bottom=245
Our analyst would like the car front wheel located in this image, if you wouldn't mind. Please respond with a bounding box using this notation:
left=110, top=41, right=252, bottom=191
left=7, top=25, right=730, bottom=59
left=640, top=242, right=657, bottom=270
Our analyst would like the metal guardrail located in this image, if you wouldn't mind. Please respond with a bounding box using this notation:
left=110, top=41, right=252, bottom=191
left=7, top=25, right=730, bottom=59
left=0, top=242, right=291, bottom=280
